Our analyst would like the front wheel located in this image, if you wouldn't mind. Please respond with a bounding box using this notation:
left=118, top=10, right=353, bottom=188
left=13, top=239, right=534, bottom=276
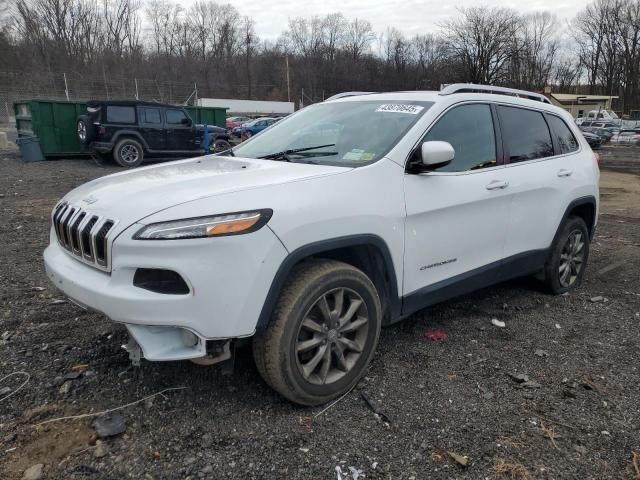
left=212, top=138, right=231, bottom=153
left=541, top=216, right=590, bottom=294
left=253, top=259, right=381, bottom=406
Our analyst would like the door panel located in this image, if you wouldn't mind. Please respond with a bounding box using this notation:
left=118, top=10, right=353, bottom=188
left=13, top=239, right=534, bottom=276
left=138, top=107, right=165, bottom=151
left=404, top=172, right=511, bottom=295
left=403, top=103, right=509, bottom=297
left=497, top=109, right=582, bottom=258
left=165, top=108, right=197, bottom=151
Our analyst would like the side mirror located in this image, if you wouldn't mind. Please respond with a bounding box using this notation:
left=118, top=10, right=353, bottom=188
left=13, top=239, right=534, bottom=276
left=420, top=141, right=455, bottom=170
left=181, top=117, right=192, bottom=126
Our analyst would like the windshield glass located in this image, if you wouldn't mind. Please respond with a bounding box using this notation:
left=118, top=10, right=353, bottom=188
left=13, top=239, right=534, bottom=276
left=231, top=100, right=433, bottom=165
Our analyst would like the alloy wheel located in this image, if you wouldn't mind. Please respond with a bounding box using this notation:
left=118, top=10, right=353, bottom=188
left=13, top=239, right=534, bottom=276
left=558, top=230, right=585, bottom=287
left=78, top=122, right=86, bottom=142
left=295, top=288, right=369, bottom=385
left=120, top=144, right=139, bottom=164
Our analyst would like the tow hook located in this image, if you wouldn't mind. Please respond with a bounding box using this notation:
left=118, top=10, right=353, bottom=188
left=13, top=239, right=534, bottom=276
left=123, top=337, right=142, bottom=367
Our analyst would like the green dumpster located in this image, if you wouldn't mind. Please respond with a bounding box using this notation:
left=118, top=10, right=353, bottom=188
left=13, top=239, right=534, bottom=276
left=185, top=106, right=227, bottom=128
left=14, top=99, right=88, bottom=157
left=14, top=99, right=228, bottom=158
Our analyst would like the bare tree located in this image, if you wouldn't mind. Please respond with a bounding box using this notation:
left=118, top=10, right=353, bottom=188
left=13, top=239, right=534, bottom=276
left=508, top=12, right=559, bottom=89
left=344, top=18, right=374, bottom=61
left=441, top=6, right=520, bottom=84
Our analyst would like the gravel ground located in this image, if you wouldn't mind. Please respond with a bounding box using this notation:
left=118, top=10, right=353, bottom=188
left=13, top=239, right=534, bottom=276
left=1, top=150, right=639, bottom=480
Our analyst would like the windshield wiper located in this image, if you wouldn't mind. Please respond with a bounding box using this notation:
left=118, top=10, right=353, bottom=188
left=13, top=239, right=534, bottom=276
left=258, top=144, right=336, bottom=161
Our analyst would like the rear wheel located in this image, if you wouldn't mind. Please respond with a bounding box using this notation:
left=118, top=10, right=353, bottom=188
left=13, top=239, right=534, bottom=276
left=253, top=259, right=381, bottom=406
left=113, top=138, right=144, bottom=168
left=542, top=216, right=590, bottom=294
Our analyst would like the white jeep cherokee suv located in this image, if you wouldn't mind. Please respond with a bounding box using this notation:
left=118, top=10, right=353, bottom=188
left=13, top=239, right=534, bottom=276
left=44, top=84, right=599, bottom=405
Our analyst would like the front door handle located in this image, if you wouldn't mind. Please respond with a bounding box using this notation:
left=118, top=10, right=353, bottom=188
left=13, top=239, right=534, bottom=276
left=486, top=180, right=509, bottom=190
left=557, top=169, right=573, bottom=177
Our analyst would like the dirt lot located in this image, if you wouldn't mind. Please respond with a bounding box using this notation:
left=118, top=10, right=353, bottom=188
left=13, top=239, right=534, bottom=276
left=1, top=149, right=639, bottom=480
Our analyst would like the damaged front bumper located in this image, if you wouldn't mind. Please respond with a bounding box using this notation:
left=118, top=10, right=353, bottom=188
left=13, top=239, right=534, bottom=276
left=43, top=222, right=288, bottom=362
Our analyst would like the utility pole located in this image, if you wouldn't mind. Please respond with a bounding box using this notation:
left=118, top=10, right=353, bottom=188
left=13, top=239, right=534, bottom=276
left=63, top=73, right=69, bottom=101
left=286, top=56, right=291, bottom=103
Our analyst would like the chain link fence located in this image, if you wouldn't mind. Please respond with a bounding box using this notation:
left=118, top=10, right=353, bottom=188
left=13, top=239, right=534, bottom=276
left=0, top=70, right=200, bottom=125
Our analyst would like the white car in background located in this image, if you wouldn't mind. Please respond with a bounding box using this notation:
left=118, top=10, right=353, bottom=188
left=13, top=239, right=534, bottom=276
left=44, top=84, right=599, bottom=406
left=610, top=130, right=640, bottom=145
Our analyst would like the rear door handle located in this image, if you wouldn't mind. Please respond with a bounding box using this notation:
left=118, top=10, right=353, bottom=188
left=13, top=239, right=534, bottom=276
left=557, top=169, right=573, bottom=177
left=486, top=180, right=509, bottom=190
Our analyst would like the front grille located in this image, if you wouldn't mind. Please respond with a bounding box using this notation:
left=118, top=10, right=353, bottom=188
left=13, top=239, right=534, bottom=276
left=52, top=202, right=117, bottom=271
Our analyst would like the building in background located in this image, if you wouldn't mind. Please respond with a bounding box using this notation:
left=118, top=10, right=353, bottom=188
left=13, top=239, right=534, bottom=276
left=545, top=90, right=618, bottom=119
left=197, top=98, right=295, bottom=117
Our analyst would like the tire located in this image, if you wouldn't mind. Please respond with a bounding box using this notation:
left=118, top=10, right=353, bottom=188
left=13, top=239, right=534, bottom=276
left=113, top=138, right=144, bottom=168
left=241, top=130, right=253, bottom=141
left=77, top=115, right=96, bottom=146
left=253, top=259, right=382, bottom=406
left=541, top=216, right=590, bottom=294
left=213, top=138, right=231, bottom=153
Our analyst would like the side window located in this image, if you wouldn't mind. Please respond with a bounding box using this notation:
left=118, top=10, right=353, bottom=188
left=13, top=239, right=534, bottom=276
left=166, top=109, right=188, bottom=125
left=141, top=108, right=161, bottom=125
left=546, top=115, right=579, bottom=154
left=498, top=106, right=554, bottom=162
left=422, top=104, right=497, bottom=172
left=106, top=106, right=135, bottom=124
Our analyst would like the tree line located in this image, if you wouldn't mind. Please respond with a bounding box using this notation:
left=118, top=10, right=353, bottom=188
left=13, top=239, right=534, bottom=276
left=1, top=0, right=640, bottom=113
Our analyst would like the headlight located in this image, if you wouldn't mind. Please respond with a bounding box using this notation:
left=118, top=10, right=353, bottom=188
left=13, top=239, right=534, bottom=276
left=134, top=209, right=272, bottom=240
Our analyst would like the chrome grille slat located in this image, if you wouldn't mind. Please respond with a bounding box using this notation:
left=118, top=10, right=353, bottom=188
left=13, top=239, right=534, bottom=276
left=60, top=207, right=76, bottom=248
left=51, top=203, right=117, bottom=272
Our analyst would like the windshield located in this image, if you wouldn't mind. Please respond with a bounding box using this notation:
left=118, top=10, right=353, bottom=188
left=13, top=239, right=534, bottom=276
left=231, top=100, right=433, bottom=165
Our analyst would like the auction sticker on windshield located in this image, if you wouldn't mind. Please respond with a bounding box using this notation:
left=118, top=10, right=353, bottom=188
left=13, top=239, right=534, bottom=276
left=375, top=104, right=425, bottom=114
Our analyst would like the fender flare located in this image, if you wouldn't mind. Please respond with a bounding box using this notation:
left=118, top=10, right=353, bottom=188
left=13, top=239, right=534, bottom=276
left=112, top=131, right=150, bottom=151
left=255, top=234, right=401, bottom=333
left=549, top=195, right=598, bottom=249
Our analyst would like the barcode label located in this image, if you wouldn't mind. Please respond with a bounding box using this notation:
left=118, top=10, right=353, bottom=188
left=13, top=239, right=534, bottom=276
left=375, top=104, right=424, bottom=114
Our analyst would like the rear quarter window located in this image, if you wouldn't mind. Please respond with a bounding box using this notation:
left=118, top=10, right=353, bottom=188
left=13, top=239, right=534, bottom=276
left=106, top=106, right=136, bottom=124
left=546, top=115, right=579, bottom=154
left=498, top=106, right=554, bottom=163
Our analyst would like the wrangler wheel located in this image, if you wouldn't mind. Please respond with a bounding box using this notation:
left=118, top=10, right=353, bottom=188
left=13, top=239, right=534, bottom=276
left=113, top=138, right=144, bottom=168
left=253, top=259, right=381, bottom=406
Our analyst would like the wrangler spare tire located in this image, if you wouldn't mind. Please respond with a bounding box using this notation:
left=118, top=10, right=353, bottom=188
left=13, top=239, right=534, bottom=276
left=77, top=115, right=96, bottom=146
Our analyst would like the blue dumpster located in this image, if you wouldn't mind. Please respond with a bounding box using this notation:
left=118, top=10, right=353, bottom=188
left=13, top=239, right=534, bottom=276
left=15, top=135, right=45, bottom=162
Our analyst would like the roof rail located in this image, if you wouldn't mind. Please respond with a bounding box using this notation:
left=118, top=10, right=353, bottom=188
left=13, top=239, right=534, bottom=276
left=439, top=83, right=552, bottom=104
left=324, top=91, right=376, bottom=101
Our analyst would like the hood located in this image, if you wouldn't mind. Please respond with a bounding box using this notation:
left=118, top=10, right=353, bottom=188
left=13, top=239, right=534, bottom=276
left=61, top=156, right=350, bottom=230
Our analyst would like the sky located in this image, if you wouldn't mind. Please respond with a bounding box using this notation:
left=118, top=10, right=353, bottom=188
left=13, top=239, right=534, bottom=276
left=233, top=0, right=583, bottom=40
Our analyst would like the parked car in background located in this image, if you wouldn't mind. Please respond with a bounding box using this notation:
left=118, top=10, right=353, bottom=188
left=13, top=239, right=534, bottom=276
left=581, top=126, right=613, bottom=144
left=581, top=130, right=602, bottom=149
left=226, top=116, right=251, bottom=130
left=610, top=130, right=640, bottom=145
left=47, top=84, right=599, bottom=406
left=576, top=110, right=621, bottom=126
left=77, top=100, right=231, bottom=168
left=579, top=121, right=619, bottom=129
left=231, top=117, right=278, bottom=140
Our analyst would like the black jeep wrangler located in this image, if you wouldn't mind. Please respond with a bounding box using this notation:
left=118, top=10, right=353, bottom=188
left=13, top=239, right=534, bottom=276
left=76, top=100, right=231, bottom=167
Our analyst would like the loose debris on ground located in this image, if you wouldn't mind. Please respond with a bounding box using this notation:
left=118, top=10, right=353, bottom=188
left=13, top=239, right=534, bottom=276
left=1, top=151, right=639, bottom=479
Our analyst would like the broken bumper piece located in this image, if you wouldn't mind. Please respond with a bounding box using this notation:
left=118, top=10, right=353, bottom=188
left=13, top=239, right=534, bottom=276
left=123, top=324, right=207, bottom=362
